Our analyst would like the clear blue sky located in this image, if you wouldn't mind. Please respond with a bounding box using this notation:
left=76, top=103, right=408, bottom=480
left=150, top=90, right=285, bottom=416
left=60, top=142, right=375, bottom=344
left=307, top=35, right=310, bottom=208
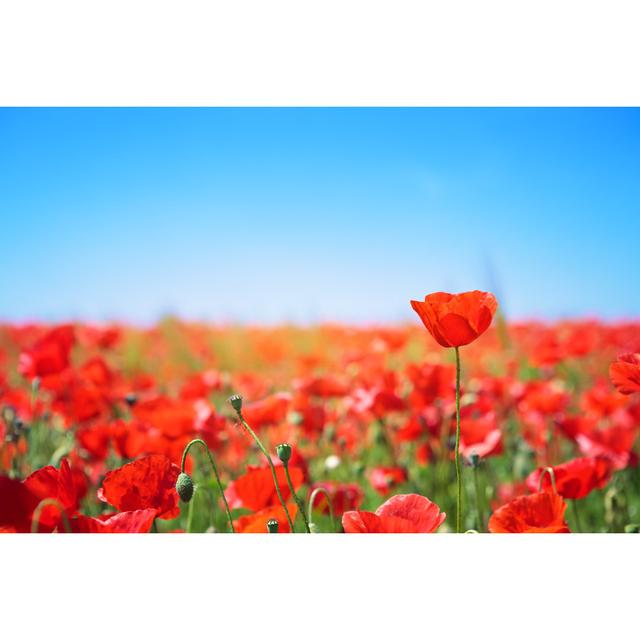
left=1, top=108, right=638, bottom=325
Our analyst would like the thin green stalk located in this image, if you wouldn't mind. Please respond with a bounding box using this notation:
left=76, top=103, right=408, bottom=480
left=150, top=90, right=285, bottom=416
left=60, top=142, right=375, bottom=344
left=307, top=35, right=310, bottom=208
left=571, top=499, right=583, bottom=533
left=181, top=438, right=235, bottom=533
left=454, top=346, right=463, bottom=533
left=283, top=461, right=311, bottom=533
left=235, top=413, right=295, bottom=532
left=307, top=487, right=336, bottom=533
left=473, top=464, right=485, bottom=532
left=186, top=486, right=197, bottom=533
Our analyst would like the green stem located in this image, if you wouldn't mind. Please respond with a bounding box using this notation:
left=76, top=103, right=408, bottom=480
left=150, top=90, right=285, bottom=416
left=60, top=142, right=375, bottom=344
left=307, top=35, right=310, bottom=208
left=473, top=464, right=485, bottom=532
left=186, top=486, right=196, bottom=533
left=284, top=461, right=311, bottom=533
left=571, top=499, right=583, bottom=533
left=307, top=487, right=336, bottom=532
left=236, top=414, right=296, bottom=532
left=454, top=346, right=462, bottom=533
left=181, top=438, right=236, bottom=533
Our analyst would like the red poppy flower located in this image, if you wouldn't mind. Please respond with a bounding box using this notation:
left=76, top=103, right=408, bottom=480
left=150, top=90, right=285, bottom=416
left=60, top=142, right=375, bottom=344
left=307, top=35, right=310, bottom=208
left=23, top=458, right=80, bottom=531
left=368, top=466, right=408, bottom=496
left=575, top=425, right=638, bottom=470
left=225, top=464, right=303, bottom=512
left=69, top=509, right=157, bottom=533
left=241, top=393, right=291, bottom=429
left=98, top=454, right=180, bottom=520
left=309, top=481, right=364, bottom=516
left=234, top=503, right=298, bottom=533
left=488, top=492, right=570, bottom=533
left=18, top=325, right=75, bottom=380
left=342, top=494, right=445, bottom=533
left=410, top=291, right=498, bottom=348
left=459, top=411, right=503, bottom=459
left=526, top=456, right=612, bottom=500
left=610, top=353, right=640, bottom=395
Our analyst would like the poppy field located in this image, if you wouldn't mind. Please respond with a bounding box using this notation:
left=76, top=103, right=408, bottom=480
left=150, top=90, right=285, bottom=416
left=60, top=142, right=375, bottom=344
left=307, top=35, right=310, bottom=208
left=2, top=291, right=640, bottom=534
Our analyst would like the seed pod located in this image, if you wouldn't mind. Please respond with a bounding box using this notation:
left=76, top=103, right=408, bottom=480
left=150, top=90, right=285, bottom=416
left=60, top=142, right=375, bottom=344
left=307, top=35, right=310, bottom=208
left=228, top=394, right=243, bottom=413
left=176, top=472, right=194, bottom=503
left=276, top=443, right=292, bottom=464
left=266, top=519, right=279, bottom=534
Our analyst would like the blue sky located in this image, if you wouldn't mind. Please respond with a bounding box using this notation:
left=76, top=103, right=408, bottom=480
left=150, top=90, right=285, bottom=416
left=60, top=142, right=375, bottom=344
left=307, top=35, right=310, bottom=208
left=0, top=108, right=638, bottom=325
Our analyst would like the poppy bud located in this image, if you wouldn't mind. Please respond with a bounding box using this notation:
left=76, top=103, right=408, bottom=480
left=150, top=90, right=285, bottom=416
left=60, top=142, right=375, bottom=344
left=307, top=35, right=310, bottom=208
left=176, top=472, right=194, bottom=503
left=276, top=443, right=292, bottom=464
left=229, top=394, right=243, bottom=413
left=625, top=524, right=640, bottom=533
left=266, top=518, right=279, bottom=533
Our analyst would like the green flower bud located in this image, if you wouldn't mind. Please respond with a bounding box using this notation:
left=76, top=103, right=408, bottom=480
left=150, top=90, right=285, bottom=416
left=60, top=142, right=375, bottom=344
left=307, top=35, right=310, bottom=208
left=625, top=523, right=640, bottom=533
left=276, top=443, right=292, bottom=464
left=228, top=394, right=243, bottom=413
left=266, top=518, right=279, bottom=533
left=176, top=472, right=194, bottom=503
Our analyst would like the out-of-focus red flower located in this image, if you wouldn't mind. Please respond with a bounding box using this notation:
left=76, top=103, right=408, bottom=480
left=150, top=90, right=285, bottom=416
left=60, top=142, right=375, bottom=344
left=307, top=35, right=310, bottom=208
left=406, top=362, right=455, bottom=410
left=488, top=492, right=570, bottom=533
left=310, top=481, right=364, bottom=516
left=575, top=424, right=638, bottom=470
left=294, top=374, right=349, bottom=398
left=368, top=466, right=408, bottom=496
left=225, top=464, right=303, bottom=512
left=410, top=291, right=497, bottom=348
left=69, top=509, right=157, bottom=533
left=492, top=480, right=529, bottom=510
left=241, top=393, right=291, bottom=429
left=526, top=456, right=612, bottom=500
left=459, top=411, right=503, bottom=459
left=234, top=503, right=298, bottom=533
left=98, top=454, right=180, bottom=520
left=18, top=325, right=75, bottom=381
left=610, top=353, right=640, bottom=395
left=76, top=422, right=112, bottom=460
left=342, top=494, right=445, bottom=533
left=179, top=370, right=222, bottom=400
left=581, top=380, right=629, bottom=418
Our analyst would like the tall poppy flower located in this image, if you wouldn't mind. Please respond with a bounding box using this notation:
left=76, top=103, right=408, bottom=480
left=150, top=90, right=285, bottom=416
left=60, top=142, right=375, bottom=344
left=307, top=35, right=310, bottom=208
left=98, top=454, right=180, bottom=520
left=410, top=291, right=498, bottom=349
left=610, top=353, right=640, bottom=395
left=488, top=492, right=570, bottom=533
left=410, top=290, right=498, bottom=533
left=342, top=494, right=445, bottom=533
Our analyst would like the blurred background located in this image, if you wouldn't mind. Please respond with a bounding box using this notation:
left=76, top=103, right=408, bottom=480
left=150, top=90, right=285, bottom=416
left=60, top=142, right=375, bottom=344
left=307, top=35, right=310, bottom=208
left=1, top=107, right=638, bottom=325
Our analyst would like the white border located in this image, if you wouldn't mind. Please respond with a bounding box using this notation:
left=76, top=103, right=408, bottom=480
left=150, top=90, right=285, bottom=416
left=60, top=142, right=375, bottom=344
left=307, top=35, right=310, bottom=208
left=0, top=1, right=639, bottom=106
left=2, top=534, right=637, bottom=638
